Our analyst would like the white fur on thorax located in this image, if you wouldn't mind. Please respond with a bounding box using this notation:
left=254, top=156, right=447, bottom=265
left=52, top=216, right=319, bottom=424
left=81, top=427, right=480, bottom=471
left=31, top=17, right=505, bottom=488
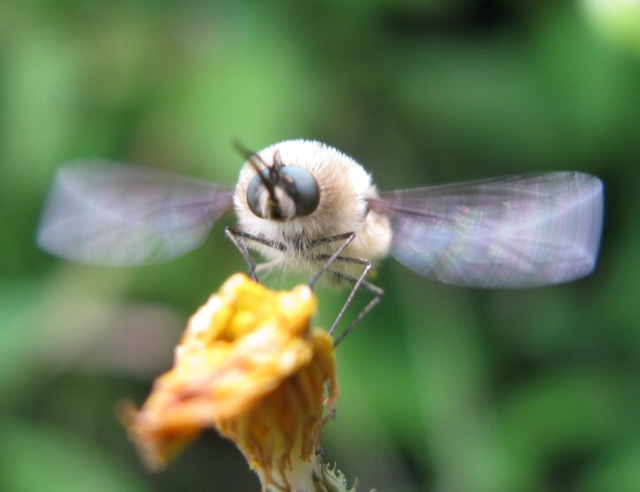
left=233, top=140, right=392, bottom=273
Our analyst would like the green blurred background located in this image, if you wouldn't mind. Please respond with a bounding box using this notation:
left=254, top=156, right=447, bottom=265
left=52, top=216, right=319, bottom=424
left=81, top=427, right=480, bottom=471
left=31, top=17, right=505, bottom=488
left=1, top=1, right=639, bottom=491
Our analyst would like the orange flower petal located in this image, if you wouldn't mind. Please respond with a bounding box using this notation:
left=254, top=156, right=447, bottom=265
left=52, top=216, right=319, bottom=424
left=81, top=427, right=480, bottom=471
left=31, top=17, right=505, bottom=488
left=122, top=273, right=339, bottom=489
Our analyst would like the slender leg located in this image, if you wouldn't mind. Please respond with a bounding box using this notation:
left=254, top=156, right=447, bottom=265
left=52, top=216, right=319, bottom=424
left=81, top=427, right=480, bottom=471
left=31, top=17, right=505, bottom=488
left=225, top=227, right=384, bottom=344
left=308, top=232, right=356, bottom=288
left=255, top=260, right=278, bottom=274
left=225, top=227, right=285, bottom=282
left=319, top=258, right=384, bottom=346
left=304, top=231, right=384, bottom=345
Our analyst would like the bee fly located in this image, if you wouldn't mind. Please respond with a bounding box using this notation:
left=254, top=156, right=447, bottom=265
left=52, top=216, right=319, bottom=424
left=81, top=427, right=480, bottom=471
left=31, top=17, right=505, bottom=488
left=37, top=140, right=604, bottom=344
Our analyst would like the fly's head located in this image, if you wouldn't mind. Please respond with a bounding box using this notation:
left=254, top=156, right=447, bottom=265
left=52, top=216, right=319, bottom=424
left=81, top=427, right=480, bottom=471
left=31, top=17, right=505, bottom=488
left=238, top=144, right=320, bottom=222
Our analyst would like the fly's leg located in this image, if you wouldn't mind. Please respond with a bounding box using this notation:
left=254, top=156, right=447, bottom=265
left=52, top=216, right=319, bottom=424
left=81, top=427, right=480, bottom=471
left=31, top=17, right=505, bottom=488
left=226, top=227, right=384, bottom=344
left=255, top=260, right=279, bottom=274
left=321, top=259, right=383, bottom=346
left=308, top=231, right=356, bottom=288
left=225, top=227, right=285, bottom=282
left=306, top=231, right=384, bottom=345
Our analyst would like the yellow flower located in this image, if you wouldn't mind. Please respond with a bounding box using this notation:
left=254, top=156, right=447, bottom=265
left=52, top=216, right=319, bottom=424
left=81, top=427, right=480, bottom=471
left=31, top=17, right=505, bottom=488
left=122, top=273, right=347, bottom=491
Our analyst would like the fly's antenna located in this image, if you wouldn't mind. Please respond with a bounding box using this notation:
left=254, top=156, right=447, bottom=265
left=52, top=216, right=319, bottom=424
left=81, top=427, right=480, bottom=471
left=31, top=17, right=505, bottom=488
left=233, top=140, right=266, bottom=175
left=233, top=141, right=279, bottom=204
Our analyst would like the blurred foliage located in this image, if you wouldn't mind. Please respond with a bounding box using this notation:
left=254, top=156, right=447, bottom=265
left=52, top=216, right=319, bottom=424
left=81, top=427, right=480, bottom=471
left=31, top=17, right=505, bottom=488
left=1, top=1, right=639, bottom=491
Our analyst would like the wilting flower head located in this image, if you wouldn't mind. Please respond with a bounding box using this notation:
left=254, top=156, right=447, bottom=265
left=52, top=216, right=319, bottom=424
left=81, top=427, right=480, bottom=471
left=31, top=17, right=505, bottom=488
left=122, top=273, right=349, bottom=491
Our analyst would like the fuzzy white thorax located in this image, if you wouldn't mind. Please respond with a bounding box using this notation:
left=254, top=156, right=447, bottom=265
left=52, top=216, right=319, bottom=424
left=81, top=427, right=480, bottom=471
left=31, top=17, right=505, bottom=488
left=234, top=140, right=392, bottom=273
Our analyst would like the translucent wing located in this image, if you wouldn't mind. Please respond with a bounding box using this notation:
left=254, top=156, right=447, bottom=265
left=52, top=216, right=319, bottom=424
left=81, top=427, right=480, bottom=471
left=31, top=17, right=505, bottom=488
left=37, top=162, right=235, bottom=265
left=369, top=172, right=604, bottom=288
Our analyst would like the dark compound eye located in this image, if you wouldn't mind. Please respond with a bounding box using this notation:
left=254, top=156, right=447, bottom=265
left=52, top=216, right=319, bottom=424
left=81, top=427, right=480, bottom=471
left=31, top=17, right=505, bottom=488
left=279, top=166, right=320, bottom=217
left=246, top=166, right=320, bottom=220
left=246, top=170, right=270, bottom=218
